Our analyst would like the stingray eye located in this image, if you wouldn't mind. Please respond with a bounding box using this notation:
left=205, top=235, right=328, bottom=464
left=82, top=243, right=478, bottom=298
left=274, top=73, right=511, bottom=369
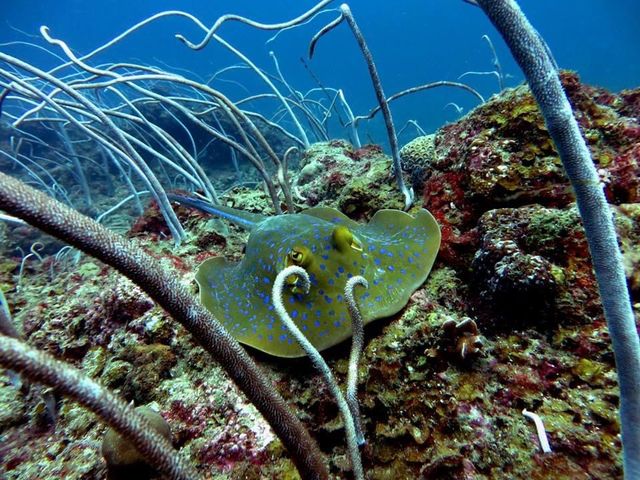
left=287, top=246, right=311, bottom=267
left=289, top=249, right=304, bottom=264
left=332, top=226, right=363, bottom=252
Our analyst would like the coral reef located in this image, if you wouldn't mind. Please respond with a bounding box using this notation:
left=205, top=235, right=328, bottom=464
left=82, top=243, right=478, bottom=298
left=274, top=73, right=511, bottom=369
left=0, top=73, right=638, bottom=479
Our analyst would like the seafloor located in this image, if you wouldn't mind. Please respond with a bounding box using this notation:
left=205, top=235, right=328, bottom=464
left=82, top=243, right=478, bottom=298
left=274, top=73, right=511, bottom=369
left=1, top=72, right=639, bottom=479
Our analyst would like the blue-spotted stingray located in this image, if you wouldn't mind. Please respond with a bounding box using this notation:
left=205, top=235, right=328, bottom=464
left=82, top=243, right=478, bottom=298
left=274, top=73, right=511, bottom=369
left=170, top=195, right=441, bottom=357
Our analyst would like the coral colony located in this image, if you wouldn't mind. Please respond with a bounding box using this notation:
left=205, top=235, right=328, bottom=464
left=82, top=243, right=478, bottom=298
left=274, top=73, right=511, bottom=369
left=0, top=0, right=639, bottom=479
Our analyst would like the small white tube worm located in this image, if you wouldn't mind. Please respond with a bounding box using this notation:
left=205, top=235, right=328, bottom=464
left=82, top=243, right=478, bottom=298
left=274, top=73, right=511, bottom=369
left=522, top=408, right=552, bottom=453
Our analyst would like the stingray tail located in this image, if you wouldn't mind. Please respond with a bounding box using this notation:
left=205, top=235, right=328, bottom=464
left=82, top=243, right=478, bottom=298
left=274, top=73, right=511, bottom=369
left=167, top=193, right=264, bottom=230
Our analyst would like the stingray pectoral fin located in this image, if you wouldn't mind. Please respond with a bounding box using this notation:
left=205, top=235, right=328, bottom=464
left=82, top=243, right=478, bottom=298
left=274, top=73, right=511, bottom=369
left=367, top=209, right=420, bottom=234
left=358, top=208, right=441, bottom=321
left=416, top=209, right=442, bottom=257
left=195, top=255, right=303, bottom=357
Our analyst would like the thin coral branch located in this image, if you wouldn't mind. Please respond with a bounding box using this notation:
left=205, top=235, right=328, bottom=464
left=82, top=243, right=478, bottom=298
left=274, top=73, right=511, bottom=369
left=482, top=34, right=505, bottom=90
left=311, top=4, right=413, bottom=208
left=353, top=81, right=485, bottom=126
left=344, top=275, right=367, bottom=446
left=175, top=0, right=335, bottom=51
left=339, top=3, right=413, bottom=209
left=309, top=14, right=344, bottom=59
left=0, top=289, right=20, bottom=339
left=272, top=266, right=364, bottom=480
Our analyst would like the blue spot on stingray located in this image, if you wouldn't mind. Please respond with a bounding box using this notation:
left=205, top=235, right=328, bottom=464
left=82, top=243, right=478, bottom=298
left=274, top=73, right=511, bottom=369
left=291, top=310, right=299, bottom=318
left=324, top=295, right=333, bottom=304
left=374, top=258, right=382, bottom=266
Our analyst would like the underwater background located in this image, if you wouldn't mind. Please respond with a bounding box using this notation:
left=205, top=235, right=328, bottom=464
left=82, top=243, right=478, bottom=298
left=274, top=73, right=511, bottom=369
left=2, top=0, right=639, bottom=137
left=0, top=0, right=639, bottom=479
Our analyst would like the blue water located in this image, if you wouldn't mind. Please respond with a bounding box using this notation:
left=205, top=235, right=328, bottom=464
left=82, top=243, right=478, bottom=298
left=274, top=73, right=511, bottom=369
left=1, top=0, right=638, bottom=139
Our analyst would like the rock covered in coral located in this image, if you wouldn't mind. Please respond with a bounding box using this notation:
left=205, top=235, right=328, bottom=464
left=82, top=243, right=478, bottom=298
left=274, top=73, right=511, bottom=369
left=292, top=140, right=404, bottom=218
left=405, top=71, right=640, bottom=266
